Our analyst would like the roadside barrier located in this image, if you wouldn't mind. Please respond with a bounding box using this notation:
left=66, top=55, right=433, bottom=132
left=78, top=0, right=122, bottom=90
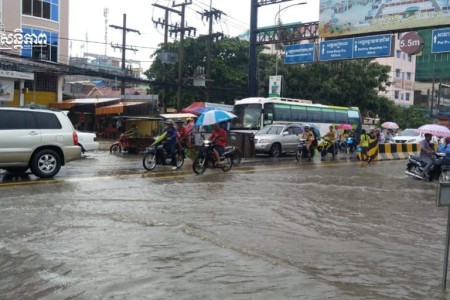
left=357, top=141, right=439, bottom=161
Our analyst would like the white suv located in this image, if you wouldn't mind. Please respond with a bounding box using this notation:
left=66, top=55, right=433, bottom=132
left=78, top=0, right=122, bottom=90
left=0, top=107, right=81, bottom=178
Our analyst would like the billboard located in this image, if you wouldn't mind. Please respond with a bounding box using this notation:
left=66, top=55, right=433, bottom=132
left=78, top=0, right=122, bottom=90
left=319, top=0, right=450, bottom=38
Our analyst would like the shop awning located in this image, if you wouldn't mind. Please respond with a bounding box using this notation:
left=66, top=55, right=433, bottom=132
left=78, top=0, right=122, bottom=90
left=160, top=113, right=197, bottom=119
left=181, top=102, right=205, bottom=114
left=49, top=98, right=121, bottom=110
left=95, top=101, right=146, bottom=115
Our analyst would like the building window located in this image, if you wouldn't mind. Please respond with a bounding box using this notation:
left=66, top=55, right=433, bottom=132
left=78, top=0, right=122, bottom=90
left=408, top=54, right=412, bottom=62
left=21, top=28, right=58, bottom=63
left=396, top=50, right=401, bottom=58
left=406, top=72, right=411, bottom=80
left=401, top=93, right=404, bottom=100
left=395, top=69, right=401, bottom=78
left=403, top=53, right=406, bottom=60
left=22, top=0, right=59, bottom=21
left=394, top=91, right=399, bottom=99
left=406, top=93, right=410, bottom=101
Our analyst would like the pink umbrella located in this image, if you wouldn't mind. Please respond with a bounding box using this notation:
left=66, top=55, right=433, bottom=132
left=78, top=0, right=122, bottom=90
left=337, top=124, right=353, bottom=130
left=381, top=121, right=399, bottom=130
left=416, top=124, right=450, bottom=137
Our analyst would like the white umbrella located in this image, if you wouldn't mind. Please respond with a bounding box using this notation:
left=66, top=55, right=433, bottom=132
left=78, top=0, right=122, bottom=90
left=195, top=110, right=237, bottom=126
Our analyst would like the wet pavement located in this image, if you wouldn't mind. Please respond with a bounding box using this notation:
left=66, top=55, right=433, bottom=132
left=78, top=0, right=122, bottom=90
left=1, top=143, right=450, bottom=299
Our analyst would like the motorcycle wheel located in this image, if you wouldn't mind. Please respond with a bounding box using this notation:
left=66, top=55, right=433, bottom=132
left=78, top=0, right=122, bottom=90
left=406, top=164, right=422, bottom=179
left=176, top=154, right=185, bottom=169
left=110, top=144, right=121, bottom=154
left=221, top=157, right=233, bottom=172
left=321, top=150, right=327, bottom=157
left=143, top=153, right=157, bottom=171
left=193, top=157, right=207, bottom=174
left=440, top=170, right=450, bottom=182
left=232, top=149, right=242, bottom=167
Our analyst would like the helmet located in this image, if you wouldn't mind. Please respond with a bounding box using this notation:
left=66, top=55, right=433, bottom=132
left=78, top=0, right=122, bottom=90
left=164, top=119, right=174, bottom=125
left=304, top=125, right=310, bottom=130
left=445, top=137, right=450, bottom=144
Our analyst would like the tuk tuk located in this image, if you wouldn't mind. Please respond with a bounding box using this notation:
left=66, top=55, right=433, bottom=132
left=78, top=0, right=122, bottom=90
left=110, top=116, right=162, bottom=154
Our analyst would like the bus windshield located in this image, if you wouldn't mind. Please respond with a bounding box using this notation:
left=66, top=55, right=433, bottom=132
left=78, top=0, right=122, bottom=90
left=231, top=103, right=262, bottom=130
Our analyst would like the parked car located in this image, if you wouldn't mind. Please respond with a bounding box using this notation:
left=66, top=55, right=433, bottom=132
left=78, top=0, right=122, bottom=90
left=254, top=123, right=303, bottom=157
left=0, top=106, right=81, bottom=178
left=76, top=130, right=99, bottom=153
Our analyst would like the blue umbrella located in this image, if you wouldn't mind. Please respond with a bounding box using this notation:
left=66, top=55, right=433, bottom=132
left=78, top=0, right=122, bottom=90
left=195, top=110, right=237, bottom=126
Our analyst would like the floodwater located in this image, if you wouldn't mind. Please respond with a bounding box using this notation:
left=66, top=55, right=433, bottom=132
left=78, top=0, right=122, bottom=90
left=0, top=150, right=449, bottom=299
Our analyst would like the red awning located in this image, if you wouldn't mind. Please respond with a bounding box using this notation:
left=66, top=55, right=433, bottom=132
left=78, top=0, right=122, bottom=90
left=181, top=102, right=205, bottom=114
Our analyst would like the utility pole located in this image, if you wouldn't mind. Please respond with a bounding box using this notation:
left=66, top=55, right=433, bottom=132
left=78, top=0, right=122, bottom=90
left=153, top=4, right=182, bottom=113
left=110, top=13, right=140, bottom=95
left=198, top=2, right=223, bottom=101
left=171, top=0, right=195, bottom=112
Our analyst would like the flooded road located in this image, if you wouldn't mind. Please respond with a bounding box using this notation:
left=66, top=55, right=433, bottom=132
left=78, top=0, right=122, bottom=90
left=0, top=152, right=449, bottom=299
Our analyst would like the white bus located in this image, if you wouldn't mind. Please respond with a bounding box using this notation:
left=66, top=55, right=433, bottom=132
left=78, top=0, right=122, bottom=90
left=230, top=97, right=362, bottom=135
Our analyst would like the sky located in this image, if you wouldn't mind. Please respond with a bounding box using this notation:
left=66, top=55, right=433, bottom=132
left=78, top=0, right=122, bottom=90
left=68, top=0, right=320, bottom=71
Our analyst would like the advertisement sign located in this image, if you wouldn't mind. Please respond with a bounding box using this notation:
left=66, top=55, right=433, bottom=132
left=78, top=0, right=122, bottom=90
left=319, top=0, right=450, bottom=38
left=0, top=79, right=14, bottom=101
left=269, top=76, right=282, bottom=97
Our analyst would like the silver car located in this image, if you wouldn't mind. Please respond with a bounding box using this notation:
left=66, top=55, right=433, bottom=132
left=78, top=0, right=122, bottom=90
left=254, top=123, right=303, bottom=157
left=0, top=107, right=81, bottom=178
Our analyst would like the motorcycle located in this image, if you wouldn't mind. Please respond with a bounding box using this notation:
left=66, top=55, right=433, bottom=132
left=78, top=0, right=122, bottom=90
left=405, top=153, right=450, bottom=182
left=340, top=137, right=356, bottom=154
left=296, top=138, right=315, bottom=161
left=317, top=137, right=338, bottom=158
left=192, top=139, right=235, bottom=174
left=143, top=132, right=185, bottom=171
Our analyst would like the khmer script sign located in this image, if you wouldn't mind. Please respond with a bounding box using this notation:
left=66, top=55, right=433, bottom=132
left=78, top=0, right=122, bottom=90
left=0, top=29, right=48, bottom=50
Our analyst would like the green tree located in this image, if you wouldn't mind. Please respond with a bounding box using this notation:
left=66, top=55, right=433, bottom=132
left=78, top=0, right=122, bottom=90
left=145, top=37, right=250, bottom=109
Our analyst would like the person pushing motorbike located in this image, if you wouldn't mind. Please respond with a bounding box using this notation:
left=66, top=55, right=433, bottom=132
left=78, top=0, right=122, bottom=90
left=209, top=122, right=227, bottom=166
left=301, top=125, right=315, bottom=159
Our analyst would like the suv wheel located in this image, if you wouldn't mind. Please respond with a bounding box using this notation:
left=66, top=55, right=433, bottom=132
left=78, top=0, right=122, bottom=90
left=269, top=143, right=281, bottom=157
left=30, top=149, right=62, bottom=178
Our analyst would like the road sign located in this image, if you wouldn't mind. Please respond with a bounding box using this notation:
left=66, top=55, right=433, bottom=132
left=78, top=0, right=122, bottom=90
left=432, top=28, right=450, bottom=54
left=319, top=38, right=353, bottom=61
left=353, top=34, right=393, bottom=58
left=284, top=44, right=315, bottom=64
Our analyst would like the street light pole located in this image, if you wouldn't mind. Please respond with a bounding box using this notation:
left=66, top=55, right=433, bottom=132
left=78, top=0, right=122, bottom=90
left=273, top=2, right=307, bottom=76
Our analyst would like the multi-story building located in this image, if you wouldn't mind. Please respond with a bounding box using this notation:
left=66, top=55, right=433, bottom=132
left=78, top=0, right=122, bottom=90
left=374, top=33, right=416, bottom=107
left=0, top=0, right=69, bottom=106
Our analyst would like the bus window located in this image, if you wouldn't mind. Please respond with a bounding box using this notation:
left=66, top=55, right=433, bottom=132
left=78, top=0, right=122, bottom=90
left=307, top=107, right=323, bottom=122
left=335, top=110, right=348, bottom=123
left=291, top=106, right=307, bottom=122
left=231, top=103, right=262, bottom=130
left=274, top=104, right=292, bottom=122
left=322, top=108, right=335, bottom=123
left=263, top=103, right=274, bottom=126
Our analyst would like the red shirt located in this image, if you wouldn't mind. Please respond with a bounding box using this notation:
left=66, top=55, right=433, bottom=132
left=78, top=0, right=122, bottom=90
left=177, top=126, right=187, bottom=140
left=210, top=127, right=227, bottom=147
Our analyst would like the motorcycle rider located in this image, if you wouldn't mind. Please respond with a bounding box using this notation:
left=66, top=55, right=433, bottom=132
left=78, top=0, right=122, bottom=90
left=420, top=133, right=435, bottom=178
left=430, top=137, right=450, bottom=180
left=324, top=125, right=337, bottom=153
left=301, top=125, right=315, bottom=158
left=163, top=119, right=178, bottom=170
left=209, top=122, right=227, bottom=166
